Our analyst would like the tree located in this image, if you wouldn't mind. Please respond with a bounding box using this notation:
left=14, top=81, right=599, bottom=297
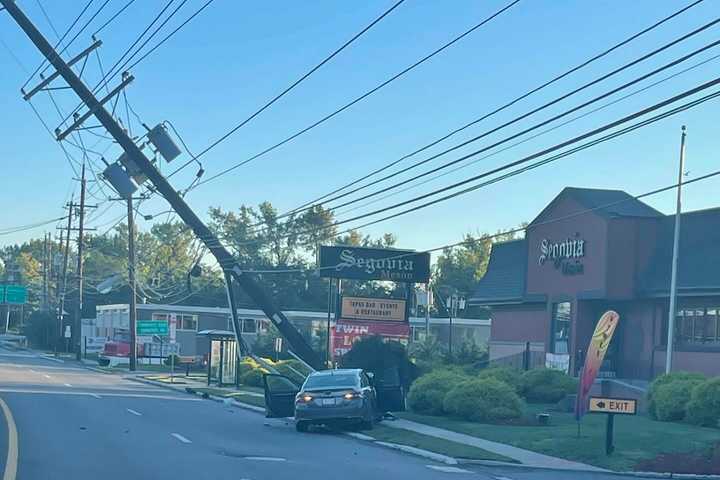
left=432, top=228, right=523, bottom=299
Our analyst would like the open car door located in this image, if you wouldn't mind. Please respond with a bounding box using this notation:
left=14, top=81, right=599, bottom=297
left=263, top=374, right=300, bottom=418
left=374, top=366, right=405, bottom=412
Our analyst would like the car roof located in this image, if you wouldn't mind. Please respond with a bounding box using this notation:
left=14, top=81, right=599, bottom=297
left=308, top=368, right=362, bottom=377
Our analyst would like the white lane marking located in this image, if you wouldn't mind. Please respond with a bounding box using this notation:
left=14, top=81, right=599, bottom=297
left=494, top=477, right=515, bottom=480
left=43, top=374, right=51, bottom=379
left=244, top=457, right=286, bottom=462
left=426, top=465, right=472, bottom=473
left=171, top=433, right=192, bottom=444
left=126, top=408, right=142, bottom=416
left=29, top=369, right=37, bottom=374
left=64, top=383, right=72, bottom=387
left=0, top=389, right=201, bottom=401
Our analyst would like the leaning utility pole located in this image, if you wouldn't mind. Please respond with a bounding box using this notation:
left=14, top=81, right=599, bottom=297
left=74, top=163, right=87, bottom=361
left=127, top=196, right=137, bottom=371
left=665, top=126, right=687, bottom=374
left=2, top=0, right=322, bottom=369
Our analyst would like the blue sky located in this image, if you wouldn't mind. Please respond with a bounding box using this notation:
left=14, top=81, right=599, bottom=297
left=1, top=0, right=719, bottom=259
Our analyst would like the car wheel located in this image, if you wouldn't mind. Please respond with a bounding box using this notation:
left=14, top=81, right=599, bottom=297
left=295, top=421, right=309, bottom=433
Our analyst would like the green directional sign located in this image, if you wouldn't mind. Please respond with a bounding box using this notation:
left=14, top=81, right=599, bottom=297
left=136, top=320, right=168, bottom=336
left=3, top=285, right=27, bottom=304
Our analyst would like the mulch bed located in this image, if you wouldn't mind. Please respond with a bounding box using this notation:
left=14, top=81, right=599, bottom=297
left=635, top=443, right=720, bottom=474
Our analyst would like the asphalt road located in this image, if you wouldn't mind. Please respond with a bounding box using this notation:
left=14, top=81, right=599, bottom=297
left=0, top=346, right=628, bottom=480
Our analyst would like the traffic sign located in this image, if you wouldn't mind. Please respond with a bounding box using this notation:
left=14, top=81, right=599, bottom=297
left=589, top=397, right=637, bottom=415
left=2, top=285, right=27, bottom=304
left=136, top=320, right=168, bottom=336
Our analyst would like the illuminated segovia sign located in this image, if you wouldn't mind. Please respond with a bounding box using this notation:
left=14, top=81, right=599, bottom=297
left=538, top=234, right=585, bottom=275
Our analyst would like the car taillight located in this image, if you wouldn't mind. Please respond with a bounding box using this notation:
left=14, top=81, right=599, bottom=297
left=296, top=393, right=313, bottom=403
left=343, top=391, right=362, bottom=400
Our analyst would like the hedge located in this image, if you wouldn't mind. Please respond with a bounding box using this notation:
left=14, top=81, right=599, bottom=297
left=519, top=368, right=577, bottom=403
left=443, top=377, right=523, bottom=422
left=647, top=371, right=706, bottom=419
left=653, top=379, right=702, bottom=421
left=407, top=370, right=467, bottom=415
left=685, top=377, right=720, bottom=427
left=477, top=367, right=522, bottom=392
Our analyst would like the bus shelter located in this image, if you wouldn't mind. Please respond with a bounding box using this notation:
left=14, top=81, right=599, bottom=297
left=198, top=329, right=239, bottom=387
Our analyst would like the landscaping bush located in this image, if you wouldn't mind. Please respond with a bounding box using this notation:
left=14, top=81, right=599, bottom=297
left=164, top=354, right=181, bottom=367
left=653, top=379, right=703, bottom=421
left=519, top=368, right=577, bottom=403
left=685, top=377, right=720, bottom=427
left=477, top=366, right=522, bottom=392
left=443, top=377, right=523, bottom=422
left=407, top=370, right=467, bottom=415
left=647, top=371, right=706, bottom=419
left=240, top=367, right=267, bottom=387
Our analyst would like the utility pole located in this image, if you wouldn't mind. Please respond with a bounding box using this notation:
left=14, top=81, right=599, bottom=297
left=665, top=126, right=687, bottom=374
left=59, top=198, right=73, bottom=353
left=74, top=163, right=87, bottom=361
left=2, top=0, right=322, bottom=369
left=42, top=232, right=48, bottom=311
left=127, top=197, right=137, bottom=371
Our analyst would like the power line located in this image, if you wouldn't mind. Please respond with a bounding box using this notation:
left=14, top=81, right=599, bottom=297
left=0, top=216, right=68, bottom=235
left=22, top=0, right=95, bottom=89
left=258, top=16, right=720, bottom=226
left=334, top=52, right=720, bottom=218
left=222, top=76, right=720, bottom=249
left=93, top=0, right=137, bottom=36
left=179, top=0, right=521, bottom=183
left=185, top=0, right=406, bottom=166
left=293, top=36, right=720, bottom=222
left=276, top=0, right=706, bottom=218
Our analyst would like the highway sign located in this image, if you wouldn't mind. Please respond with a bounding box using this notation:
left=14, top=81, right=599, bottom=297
left=137, top=320, right=168, bottom=336
left=589, top=397, right=637, bottom=415
left=3, top=285, right=27, bottom=304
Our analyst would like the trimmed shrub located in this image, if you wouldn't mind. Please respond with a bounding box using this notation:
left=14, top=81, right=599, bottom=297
left=240, top=367, right=266, bottom=387
left=647, top=371, right=706, bottom=419
left=477, top=367, right=522, bottom=392
left=407, top=370, right=467, bottom=415
left=686, top=377, right=720, bottom=427
left=520, top=368, right=577, bottom=403
left=653, top=379, right=703, bottom=421
left=164, top=354, right=181, bottom=367
left=443, top=378, right=523, bottom=422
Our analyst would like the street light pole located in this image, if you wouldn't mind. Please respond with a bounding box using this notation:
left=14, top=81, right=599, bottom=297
left=665, top=126, right=687, bottom=374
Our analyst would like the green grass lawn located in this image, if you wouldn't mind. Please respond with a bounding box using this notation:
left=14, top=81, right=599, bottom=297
left=398, top=405, right=720, bottom=471
left=369, top=425, right=515, bottom=462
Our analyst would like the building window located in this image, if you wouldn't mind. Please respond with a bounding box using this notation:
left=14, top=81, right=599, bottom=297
left=677, top=308, right=719, bottom=345
left=410, top=326, right=425, bottom=342
left=551, top=302, right=572, bottom=354
left=242, top=319, right=257, bottom=333
left=179, top=314, right=198, bottom=331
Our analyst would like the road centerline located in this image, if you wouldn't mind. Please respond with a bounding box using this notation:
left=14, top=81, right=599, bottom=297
left=126, top=408, right=142, bottom=416
left=171, top=433, right=192, bottom=444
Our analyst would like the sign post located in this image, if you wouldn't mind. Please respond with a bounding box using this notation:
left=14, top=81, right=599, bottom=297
left=169, top=314, right=177, bottom=383
left=588, top=396, right=637, bottom=455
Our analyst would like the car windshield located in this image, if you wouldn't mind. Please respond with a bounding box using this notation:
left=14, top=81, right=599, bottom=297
left=303, top=373, right=358, bottom=390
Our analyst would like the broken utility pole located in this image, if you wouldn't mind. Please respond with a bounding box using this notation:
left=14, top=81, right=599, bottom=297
left=2, top=0, right=322, bottom=369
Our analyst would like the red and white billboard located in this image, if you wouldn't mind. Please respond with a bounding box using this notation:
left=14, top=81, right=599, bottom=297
left=331, top=320, right=409, bottom=360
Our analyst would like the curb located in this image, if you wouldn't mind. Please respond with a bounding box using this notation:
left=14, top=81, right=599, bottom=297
left=343, top=431, right=457, bottom=465
left=128, top=377, right=267, bottom=414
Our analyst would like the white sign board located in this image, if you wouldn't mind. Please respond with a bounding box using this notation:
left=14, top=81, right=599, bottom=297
left=169, top=313, right=177, bottom=344
left=545, top=352, right=570, bottom=374
left=64, top=326, right=71, bottom=339
left=82, top=336, right=107, bottom=354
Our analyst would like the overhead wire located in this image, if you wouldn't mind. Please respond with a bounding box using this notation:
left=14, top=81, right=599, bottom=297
left=288, top=35, right=720, bottom=224
left=275, top=0, right=706, bottom=218
left=218, top=75, right=720, bottom=249
left=252, top=16, right=720, bottom=227
left=174, top=0, right=522, bottom=181
left=334, top=51, right=720, bottom=218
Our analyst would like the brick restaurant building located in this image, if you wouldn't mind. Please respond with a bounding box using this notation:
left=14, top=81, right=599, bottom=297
left=469, top=187, right=720, bottom=380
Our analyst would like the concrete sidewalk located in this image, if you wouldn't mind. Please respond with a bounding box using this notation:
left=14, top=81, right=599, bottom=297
left=384, top=418, right=606, bottom=472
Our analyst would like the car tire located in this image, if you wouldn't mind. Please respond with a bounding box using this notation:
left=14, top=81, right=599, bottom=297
left=295, top=421, right=309, bottom=433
